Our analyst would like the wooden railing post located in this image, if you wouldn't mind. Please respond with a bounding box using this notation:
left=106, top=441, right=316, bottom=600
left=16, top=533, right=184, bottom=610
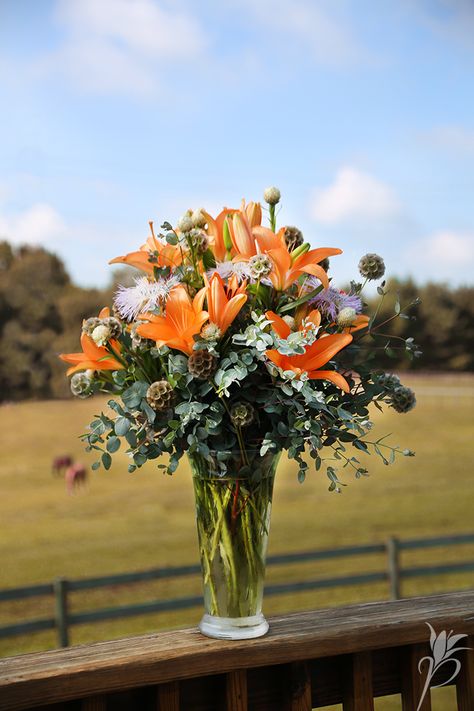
left=456, top=636, right=474, bottom=711
left=287, top=661, right=311, bottom=710
left=53, top=577, right=69, bottom=648
left=386, top=536, right=401, bottom=600
left=225, top=670, right=247, bottom=710
left=156, top=681, right=179, bottom=711
left=343, top=652, right=374, bottom=711
left=401, top=643, right=431, bottom=710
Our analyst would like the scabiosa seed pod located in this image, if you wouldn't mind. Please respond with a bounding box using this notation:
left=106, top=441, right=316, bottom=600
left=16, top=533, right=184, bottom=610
left=201, top=322, right=222, bottom=341
left=188, top=349, right=218, bottom=380
left=337, top=307, right=357, bottom=327
left=378, top=373, right=401, bottom=389
left=146, top=380, right=174, bottom=411
left=103, top=316, right=122, bottom=339
left=320, top=257, right=330, bottom=272
left=358, top=253, right=385, bottom=280
left=192, top=208, right=207, bottom=228
left=263, top=186, right=281, bottom=205
left=189, top=228, right=209, bottom=255
left=389, top=386, right=416, bottom=413
left=230, top=402, right=255, bottom=428
left=177, top=213, right=193, bottom=234
left=91, top=324, right=111, bottom=347
left=82, top=317, right=102, bottom=337
left=283, top=225, right=304, bottom=252
left=70, top=372, right=93, bottom=398
left=248, top=253, right=273, bottom=278
left=130, top=322, right=147, bottom=350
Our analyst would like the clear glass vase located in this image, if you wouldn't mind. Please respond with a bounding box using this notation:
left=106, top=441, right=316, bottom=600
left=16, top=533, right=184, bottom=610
left=188, top=449, right=281, bottom=640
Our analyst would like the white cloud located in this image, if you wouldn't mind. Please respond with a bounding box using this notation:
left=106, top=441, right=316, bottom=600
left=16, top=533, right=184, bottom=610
left=421, top=125, right=474, bottom=155
left=37, top=0, right=208, bottom=96
left=310, top=167, right=402, bottom=225
left=421, top=230, right=474, bottom=265
left=241, top=0, right=371, bottom=66
left=0, top=204, right=65, bottom=246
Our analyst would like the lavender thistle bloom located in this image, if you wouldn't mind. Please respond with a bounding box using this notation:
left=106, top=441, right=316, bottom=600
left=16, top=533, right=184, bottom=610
left=307, top=283, right=362, bottom=320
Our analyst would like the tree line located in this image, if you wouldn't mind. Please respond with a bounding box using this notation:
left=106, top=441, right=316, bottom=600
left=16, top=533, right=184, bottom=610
left=0, top=241, right=472, bottom=401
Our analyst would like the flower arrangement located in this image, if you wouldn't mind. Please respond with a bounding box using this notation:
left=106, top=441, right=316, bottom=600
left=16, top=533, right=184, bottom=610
left=60, top=187, right=419, bottom=488
left=60, top=187, right=420, bottom=638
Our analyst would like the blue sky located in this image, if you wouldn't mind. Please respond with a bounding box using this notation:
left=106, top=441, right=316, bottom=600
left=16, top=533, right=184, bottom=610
left=1, top=0, right=473, bottom=288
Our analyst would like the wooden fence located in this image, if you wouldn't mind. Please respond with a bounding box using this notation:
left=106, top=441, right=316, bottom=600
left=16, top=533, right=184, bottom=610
left=1, top=531, right=473, bottom=650
left=1, top=591, right=473, bottom=710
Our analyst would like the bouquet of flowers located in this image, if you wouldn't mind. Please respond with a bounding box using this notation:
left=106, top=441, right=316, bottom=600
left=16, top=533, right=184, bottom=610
left=60, top=186, right=419, bottom=638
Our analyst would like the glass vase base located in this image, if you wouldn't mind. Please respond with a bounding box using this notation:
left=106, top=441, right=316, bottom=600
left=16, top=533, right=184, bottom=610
left=198, top=612, right=269, bottom=640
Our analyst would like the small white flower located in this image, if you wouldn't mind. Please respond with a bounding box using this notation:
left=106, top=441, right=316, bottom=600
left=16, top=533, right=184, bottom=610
left=337, top=307, right=357, bottom=327
left=114, top=275, right=181, bottom=322
left=263, top=186, right=281, bottom=205
left=192, top=208, right=207, bottom=228
left=91, top=324, right=111, bottom=347
left=207, top=261, right=251, bottom=282
left=177, top=213, right=193, bottom=233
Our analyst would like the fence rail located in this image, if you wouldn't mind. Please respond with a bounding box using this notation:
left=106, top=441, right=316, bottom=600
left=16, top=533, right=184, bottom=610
left=1, top=531, right=473, bottom=649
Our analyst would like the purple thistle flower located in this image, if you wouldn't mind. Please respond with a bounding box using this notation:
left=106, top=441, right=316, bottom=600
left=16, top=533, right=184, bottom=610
left=307, top=283, right=362, bottom=320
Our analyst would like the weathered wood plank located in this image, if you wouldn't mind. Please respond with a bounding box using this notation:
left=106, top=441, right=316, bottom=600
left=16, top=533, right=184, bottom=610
left=0, top=591, right=472, bottom=711
left=401, top=644, right=431, bottom=711
left=225, top=670, right=247, bottom=711
left=456, top=636, right=474, bottom=711
left=157, top=681, right=180, bottom=711
left=343, top=652, right=374, bottom=711
left=287, top=661, right=311, bottom=711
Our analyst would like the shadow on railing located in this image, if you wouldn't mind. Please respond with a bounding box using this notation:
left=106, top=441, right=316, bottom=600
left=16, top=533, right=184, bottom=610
left=1, top=532, right=474, bottom=649
left=0, top=591, right=473, bottom=710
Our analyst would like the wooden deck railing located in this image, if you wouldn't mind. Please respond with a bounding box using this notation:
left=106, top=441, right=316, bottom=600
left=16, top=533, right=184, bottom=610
left=2, top=531, right=474, bottom=649
left=0, top=590, right=473, bottom=710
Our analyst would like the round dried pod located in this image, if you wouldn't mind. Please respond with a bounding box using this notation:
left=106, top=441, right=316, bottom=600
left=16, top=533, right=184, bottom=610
left=283, top=226, right=304, bottom=252
left=201, top=322, right=222, bottom=341
left=230, top=402, right=255, bottom=428
left=103, top=316, right=122, bottom=339
left=378, top=373, right=401, bottom=389
left=189, top=228, right=209, bottom=256
left=146, top=380, right=174, bottom=411
left=188, top=349, right=218, bottom=380
left=358, top=253, right=385, bottom=280
left=70, top=372, right=93, bottom=398
left=82, top=317, right=102, bottom=336
left=248, top=253, right=273, bottom=278
left=320, top=257, right=330, bottom=272
left=389, top=386, right=416, bottom=413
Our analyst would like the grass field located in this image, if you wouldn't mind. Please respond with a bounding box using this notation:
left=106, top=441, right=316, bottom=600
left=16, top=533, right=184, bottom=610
left=1, top=373, right=473, bottom=702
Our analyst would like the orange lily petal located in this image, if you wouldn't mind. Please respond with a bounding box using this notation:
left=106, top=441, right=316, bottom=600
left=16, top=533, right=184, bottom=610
left=308, top=370, right=351, bottom=392
left=266, top=311, right=291, bottom=339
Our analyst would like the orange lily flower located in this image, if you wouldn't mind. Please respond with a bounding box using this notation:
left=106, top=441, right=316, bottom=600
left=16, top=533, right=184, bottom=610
left=266, top=310, right=321, bottom=338
left=59, top=308, right=124, bottom=376
left=265, top=308, right=353, bottom=391
left=261, top=240, right=342, bottom=291
left=204, top=273, right=248, bottom=334
left=110, top=222, right=183, bottom=274
left=137, top=286, right=208, bottom=355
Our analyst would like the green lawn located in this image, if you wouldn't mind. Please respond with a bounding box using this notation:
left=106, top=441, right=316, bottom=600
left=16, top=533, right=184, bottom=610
left=1, top=373, right=473, bottom=679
